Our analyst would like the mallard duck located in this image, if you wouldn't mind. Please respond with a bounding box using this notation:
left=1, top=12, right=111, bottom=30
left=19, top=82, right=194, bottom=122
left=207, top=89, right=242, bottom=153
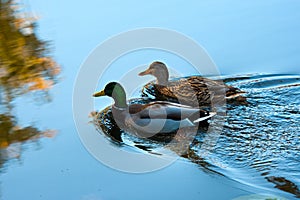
left=139, top=61, right=246, bottom=107
left=93, top=82, right=215, bottom=138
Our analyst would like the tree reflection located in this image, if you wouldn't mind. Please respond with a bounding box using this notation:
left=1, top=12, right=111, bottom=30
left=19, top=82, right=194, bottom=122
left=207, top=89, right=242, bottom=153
left=0, top=0, right=59, bottom=173
left=0, top=0, right=60, bottom=110
left=0, top=114, right=56, bottom=172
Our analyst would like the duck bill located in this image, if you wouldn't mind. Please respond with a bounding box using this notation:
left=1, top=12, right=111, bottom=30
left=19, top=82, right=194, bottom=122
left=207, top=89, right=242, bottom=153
left=93, top=90, right=105, bottom=97
left=138, top=68, right=152, bottom=76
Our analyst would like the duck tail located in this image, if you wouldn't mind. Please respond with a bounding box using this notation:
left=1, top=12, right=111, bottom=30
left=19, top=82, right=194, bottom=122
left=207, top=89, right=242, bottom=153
left=193, top=112, right=216, bottom=123
left=226, top=86, right=245, bottom=98
left=225, top=86, right=248, bottom=105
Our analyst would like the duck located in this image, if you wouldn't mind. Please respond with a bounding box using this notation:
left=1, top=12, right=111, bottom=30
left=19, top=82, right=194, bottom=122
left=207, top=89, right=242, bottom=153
left=93, top=82, right=215, bottom=138
left=138, top=61, right=246, bottom=107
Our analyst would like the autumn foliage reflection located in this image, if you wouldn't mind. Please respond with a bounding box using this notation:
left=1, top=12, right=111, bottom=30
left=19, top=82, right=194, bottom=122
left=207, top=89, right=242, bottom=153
left=0, top=114, right=56, bottom=171
left=0, top=0, right=60, bottom=108
left=0, top=0, right=59, bottom=171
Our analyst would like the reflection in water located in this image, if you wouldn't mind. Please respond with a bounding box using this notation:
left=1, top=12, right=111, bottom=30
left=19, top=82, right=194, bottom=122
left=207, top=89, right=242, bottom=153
left=91, top=103, right=218, bottom=175
left=0, top=114, right=56, bottom=172
left=0, top=0, right=60, bottom=110
left=217, top=74, right=300, bottom=198
left=92, top=74, right=300, bottom=199
left=0, top=0, right=59, bottom=173
left=267, top=176, right=300, bottom=198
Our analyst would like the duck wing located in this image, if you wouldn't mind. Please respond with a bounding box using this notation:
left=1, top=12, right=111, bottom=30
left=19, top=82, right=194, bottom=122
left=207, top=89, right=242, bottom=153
left=126, top=102, right=210, bottom=136
left=135, top=101, right=207, bottom=120
left=154, top=77, right=212, bottom=106
left=151, top=76, right=245, bottom=106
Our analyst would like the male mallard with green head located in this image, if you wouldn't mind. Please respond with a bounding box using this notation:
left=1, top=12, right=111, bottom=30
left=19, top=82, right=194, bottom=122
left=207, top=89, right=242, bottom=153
left=93, top=82, right=215, bottom=138
left=139, top=61, right=246, bottom=107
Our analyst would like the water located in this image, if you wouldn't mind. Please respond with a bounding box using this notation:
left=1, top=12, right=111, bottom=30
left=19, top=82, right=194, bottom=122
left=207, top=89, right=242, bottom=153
left=93, top=74, right=300, bottom=199
left=1, top=1, right=300, bottom=199
left=218, top=74, right=300, bottom=198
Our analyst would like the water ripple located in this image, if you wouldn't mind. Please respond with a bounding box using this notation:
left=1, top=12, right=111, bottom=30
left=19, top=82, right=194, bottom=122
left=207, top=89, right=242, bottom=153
left=93, top=74, right=300, bottom=199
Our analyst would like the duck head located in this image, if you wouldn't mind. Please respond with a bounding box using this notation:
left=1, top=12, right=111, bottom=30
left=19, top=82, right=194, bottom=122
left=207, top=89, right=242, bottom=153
left=139, top=61, right=169, bottom=85
left=93, top=82, right=128, bottom=108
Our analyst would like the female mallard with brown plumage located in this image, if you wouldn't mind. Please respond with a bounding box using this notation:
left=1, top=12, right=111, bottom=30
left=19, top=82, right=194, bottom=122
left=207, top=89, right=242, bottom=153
left=139, top=61, right=246, bottom=107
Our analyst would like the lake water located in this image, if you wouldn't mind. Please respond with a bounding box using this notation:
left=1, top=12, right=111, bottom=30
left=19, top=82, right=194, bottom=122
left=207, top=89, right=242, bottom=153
left=1, top=1, right=300, bottom=200
left=92, top=74, right=300, bottom=199
left=2, top=74, right=299, bottom=200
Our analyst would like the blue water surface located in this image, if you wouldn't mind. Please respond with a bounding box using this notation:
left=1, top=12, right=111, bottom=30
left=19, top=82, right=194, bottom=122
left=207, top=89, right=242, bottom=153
left=0, top=1, right=299, bottom=199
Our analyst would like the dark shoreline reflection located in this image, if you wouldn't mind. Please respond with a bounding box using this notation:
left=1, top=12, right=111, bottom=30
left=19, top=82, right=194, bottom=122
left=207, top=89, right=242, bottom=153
left=92, top=74, right=300, bottom=199
left=0, top=113, right=56, bottom=173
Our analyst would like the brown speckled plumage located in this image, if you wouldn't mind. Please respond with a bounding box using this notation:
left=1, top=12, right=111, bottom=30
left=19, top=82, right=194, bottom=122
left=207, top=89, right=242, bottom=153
left=139, top=62, right=246, bottom=107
